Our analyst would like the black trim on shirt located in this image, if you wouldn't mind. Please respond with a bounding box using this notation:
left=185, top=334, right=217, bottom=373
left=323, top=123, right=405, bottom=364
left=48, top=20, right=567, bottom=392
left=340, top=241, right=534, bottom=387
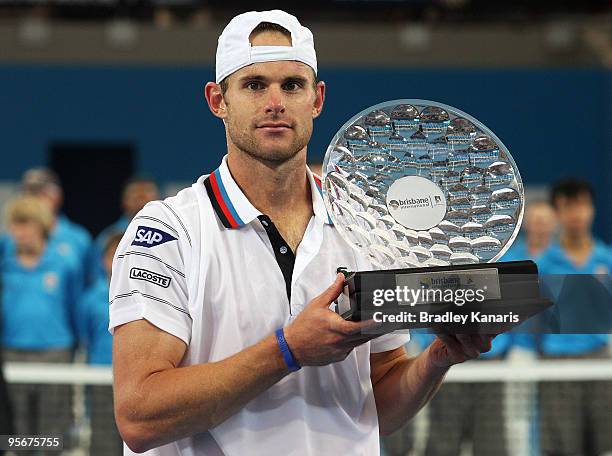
left=258, top=215, right=296, bottom=310
left=204, top=176, right=233, bottom=229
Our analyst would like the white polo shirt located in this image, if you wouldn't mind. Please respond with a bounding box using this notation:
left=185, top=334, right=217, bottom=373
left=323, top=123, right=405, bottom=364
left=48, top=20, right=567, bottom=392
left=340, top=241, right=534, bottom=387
left=109, top=156, right=410, bottom=456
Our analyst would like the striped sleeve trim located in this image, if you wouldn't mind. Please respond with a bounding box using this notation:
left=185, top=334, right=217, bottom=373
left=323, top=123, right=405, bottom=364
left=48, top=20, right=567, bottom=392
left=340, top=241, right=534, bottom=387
left=133, top=215, right=180, bottom=238
left=160, top=201, right=192, bottom=246
left=110, top=290, right=192, bottom=318
left=116, top=251, right=186, bottom=278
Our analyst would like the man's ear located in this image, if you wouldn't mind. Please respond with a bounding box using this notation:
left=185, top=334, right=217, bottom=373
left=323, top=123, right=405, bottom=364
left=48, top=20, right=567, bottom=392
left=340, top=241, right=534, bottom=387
left=312, top=80, right=326, bottom=119
left=205, top=82, right=227, bottom=120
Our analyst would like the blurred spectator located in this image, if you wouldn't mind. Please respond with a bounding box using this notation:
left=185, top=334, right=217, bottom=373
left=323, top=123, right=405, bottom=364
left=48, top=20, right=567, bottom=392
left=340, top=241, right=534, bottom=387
left=154, top=7, right=176, bottom=29
left=503, top=200, right=557, bottom=261
left=0, top=278, right=14, bottom=456
left=90, top=176, right=160, bottom=282
left=1, top=195, right=78, bottom=448
left=20, top=167, right=91, bottom=284
left=77, top=231, right=123, bottom=456
left=502, top=200, right=557, bottom=352
left=497, top=200, right=557, bottom=454
left=537, top=178, right=612, bottom=456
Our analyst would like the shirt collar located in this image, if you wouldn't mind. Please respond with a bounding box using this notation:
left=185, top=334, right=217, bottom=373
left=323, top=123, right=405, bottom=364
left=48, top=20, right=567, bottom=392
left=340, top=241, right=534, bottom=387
left=204, top=155, right=332, bottom=229
left=307, top=166, right=334, bottom=226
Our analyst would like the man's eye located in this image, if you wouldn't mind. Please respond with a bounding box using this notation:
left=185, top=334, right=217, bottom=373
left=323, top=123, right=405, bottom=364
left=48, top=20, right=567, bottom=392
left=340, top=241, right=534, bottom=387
left=246, top=82, right=263, bottom=90
left=283, top=82, right=301, bottom=91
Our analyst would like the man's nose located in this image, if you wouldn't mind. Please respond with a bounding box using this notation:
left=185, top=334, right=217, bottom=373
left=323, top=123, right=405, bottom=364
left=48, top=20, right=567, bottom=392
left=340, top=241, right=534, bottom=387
left=264, top=86, right=286, bottom=115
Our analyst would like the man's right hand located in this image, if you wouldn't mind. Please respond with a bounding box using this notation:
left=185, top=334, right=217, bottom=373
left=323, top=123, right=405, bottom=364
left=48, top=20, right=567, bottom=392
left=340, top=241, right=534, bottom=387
left=284, top=273, right=380, bottom=366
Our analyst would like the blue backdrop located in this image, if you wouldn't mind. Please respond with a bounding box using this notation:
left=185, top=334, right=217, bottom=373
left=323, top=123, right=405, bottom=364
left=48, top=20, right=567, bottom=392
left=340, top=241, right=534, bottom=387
left=0, top=65, right=610, bottom=241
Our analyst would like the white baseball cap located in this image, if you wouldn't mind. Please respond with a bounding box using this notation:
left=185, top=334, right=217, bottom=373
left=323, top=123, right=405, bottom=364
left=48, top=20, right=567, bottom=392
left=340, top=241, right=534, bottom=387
left=215, top=10, right=317, bottom=84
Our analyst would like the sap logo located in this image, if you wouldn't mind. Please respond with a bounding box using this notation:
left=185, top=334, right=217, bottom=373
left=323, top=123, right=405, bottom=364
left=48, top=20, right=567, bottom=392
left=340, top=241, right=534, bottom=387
left=130, top=267, right=171, bottom=288
left=132, top=226, right=177, bottom=248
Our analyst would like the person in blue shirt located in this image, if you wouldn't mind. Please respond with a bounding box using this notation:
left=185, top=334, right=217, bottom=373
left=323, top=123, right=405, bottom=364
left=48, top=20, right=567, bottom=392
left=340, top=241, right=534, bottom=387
left=89, top=176, right=160, bottom=283
left=21, top=167, right=91, bottom=290
left=1, top=195, right=79, bottom=444
left=495, top=199, right=559, bottom=455
left=78, top=231, right=124, bottom=456
left=536, top=178, right=612, bottom=456
left=503, top=199, right=557, bottom=263
left=502, top=199, right=558, bottom=353
left=383, top=202, right=557, bottom=456
left=401, top=202, right=558, bottom=455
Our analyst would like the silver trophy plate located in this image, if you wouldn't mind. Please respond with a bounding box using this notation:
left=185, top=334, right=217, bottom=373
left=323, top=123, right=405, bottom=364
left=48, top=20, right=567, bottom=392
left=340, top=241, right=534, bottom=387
left=322, top=99, right=524, bottom=269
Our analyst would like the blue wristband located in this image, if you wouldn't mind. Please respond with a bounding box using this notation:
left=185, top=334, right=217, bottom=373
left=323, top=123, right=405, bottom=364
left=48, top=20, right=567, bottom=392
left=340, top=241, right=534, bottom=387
left=275, top=328, right=301, bottom=372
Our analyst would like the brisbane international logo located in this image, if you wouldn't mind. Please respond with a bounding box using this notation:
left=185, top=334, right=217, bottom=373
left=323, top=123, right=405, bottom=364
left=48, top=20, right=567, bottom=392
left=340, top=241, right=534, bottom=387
left=388, top=195, right=444, bottom=211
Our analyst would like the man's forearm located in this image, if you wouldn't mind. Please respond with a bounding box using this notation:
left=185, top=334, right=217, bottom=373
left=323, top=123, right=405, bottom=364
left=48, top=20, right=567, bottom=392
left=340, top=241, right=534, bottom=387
left=372, top=345, right=448, bottom=435
left=118, top=334, right=289, bottom=452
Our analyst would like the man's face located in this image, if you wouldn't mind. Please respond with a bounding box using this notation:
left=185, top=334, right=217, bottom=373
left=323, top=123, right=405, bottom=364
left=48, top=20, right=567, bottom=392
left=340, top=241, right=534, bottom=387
left=9, top=220, right=45, bottom=253
left=524, top=203, right=556, bottom=238
left=554, top=192, right=595, bottom=235
left=213, top=31, right=324, bottom=164
left=123, top=182, right=160, bottom=218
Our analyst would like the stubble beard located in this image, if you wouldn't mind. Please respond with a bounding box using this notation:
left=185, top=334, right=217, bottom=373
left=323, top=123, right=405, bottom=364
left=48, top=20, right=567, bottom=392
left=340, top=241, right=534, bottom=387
left=226, top=117, right=311, bottom=166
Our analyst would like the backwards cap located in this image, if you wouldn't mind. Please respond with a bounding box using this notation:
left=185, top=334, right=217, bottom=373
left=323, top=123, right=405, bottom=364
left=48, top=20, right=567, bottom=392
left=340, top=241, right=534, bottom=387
left=215, top=10, right=317, bottom=84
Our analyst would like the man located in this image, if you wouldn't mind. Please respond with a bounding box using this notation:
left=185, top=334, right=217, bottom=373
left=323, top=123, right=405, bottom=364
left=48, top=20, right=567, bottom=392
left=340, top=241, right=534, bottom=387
left=1, top=195, right=78, bottom=451
left=90, top=176, right=160, bottom=281
left=536, top=178, right=612, bottom=456
left=22, top=168, right=91, bottom=261
left=98, top=177, right=160, bottom=241
left=495, top=200, right=558, bottom=455
left=15, top=168, right=90, bottom=288
left=500, top=199, right=558, bottom=352
left=110, top=10, right=493, bottom=455
left=503, top=199, right=557, bottom=262
left=78, top=232, right=124, bottom=455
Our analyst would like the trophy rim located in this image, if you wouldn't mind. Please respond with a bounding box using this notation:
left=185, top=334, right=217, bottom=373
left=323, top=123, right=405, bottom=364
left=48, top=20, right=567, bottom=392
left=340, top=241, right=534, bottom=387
left=321, top=98, right=525, bottom=265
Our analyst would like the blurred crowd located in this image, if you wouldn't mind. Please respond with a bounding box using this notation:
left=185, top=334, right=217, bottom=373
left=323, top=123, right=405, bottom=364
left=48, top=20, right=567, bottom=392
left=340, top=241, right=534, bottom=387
left=0, top=168, right=160, bottom=455
left=0, top=167, right=610, bottom=456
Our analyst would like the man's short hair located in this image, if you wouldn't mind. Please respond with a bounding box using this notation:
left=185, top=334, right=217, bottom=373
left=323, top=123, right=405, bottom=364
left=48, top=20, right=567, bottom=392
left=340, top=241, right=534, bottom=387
left=4, top=195, right=54, bottom=239
left=250, top=21, right=292, bottom=39
left=219, top=21, right=317, bottom=96
left=550, top=178, right=595, bottom=207
left=21, top=167, right=61, bottom=196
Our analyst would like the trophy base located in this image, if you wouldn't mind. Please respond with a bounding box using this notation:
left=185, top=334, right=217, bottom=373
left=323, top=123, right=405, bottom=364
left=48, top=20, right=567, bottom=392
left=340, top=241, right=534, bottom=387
left=336, top=260, right=552, bottom=334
